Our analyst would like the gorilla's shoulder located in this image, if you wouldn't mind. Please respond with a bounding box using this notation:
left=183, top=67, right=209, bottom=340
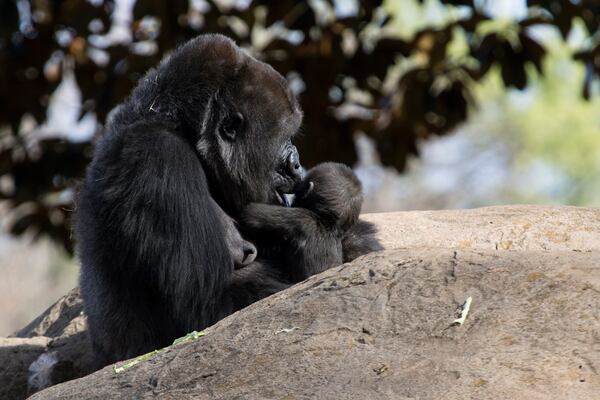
left=95, top=121, right=191, bottom=166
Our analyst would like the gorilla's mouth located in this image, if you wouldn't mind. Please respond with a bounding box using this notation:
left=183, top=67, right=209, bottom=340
left=275, top=190, right=294, bottom=207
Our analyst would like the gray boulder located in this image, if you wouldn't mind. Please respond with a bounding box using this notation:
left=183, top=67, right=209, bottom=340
left=29, top=247, right=600, bottom=399
left=1, top=288, right=94, bottom=400
left=0, top=205, right=598, bottom=399
left=363, top=205, right=600, bottom=252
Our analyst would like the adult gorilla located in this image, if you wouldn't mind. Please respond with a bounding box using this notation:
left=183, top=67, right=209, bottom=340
left=76, top=35, right=305, bottom=366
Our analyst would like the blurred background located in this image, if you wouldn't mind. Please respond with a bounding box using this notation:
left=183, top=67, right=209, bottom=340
left=1, top=0, right=599, bottom=335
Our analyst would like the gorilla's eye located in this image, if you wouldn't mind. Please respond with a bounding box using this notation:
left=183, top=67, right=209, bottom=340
left=220, top=111, right=244, bottom=141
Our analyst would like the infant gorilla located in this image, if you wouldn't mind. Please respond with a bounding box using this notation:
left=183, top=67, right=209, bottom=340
left=241, top=162, right=368, bottom=282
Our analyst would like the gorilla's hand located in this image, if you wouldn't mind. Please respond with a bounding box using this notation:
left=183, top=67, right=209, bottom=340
left=209, top=198, right=256, bottom=268
left=292, top=180, right=314, bottom=204
left=223, top=214, right=257, bottom=268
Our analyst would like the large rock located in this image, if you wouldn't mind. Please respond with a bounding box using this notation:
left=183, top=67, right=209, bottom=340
left=0, top=337, right=49, bottom=400
left=15, top=287, right=86, bottom=339
left=1, top=205, right=599, bottom=399
left=363, top=205, right=600, bottom=252
left=1, top=288, right=94, bottom=400
left=29, top=248, right=600, bottom=399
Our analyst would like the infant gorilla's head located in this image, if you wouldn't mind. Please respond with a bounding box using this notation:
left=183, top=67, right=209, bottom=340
left=293, top=162, right=363, bottom=230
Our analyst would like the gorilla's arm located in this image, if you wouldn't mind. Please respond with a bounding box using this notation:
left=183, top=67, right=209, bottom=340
left=125, top=126, right=236, bottom=330
left=341, top=220, right=383, bottom=262
left=78, top=122, right=234, bottom=360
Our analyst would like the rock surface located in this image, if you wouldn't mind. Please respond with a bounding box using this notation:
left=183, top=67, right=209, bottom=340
left=363, top=205, right=600, bottom=252
left=0, top=288, right=94, bottom=400
left=29, top=248, right=600, bottom=399
left=1, top=205, right=599, bottom=399
left=15, top=287, right=86, bottom=339
left=0, top=337, right=49, bottom=400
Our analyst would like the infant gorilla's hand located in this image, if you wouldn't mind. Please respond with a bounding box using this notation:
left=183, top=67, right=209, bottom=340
left=292, top=180, right=314, bottom=202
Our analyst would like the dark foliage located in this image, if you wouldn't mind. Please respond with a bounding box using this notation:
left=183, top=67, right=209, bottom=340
left=0, top=0, right=599, bottom=251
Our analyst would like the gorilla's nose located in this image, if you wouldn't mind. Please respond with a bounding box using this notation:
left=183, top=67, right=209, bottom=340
left=286, top=146, right=305, bottom=182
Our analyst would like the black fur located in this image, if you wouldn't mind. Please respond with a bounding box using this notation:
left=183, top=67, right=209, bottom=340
left=342, top=220, right=383, bottom=263
left=76, top=35, right=304, bottom=366
left=220, top=261, right=291, bottom=315
left=77, top=34, right=381, bottom=368
left=241, top=163, right=383, bottom=282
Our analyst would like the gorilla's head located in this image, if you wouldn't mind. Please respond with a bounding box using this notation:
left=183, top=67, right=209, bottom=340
left=143, top=34, right=304, bottom=217
left=293, top=162, right=363, bottom=230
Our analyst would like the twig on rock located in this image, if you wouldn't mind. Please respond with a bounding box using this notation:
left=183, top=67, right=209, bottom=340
left=113, top=330, right=206, bottom=374
left=452, top=296, right=473, bottom=326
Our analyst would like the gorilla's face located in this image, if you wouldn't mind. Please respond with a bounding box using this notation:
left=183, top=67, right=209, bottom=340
left=227, top=55, right=305, bottom=208
left=181, top=36, right=304, bottom=216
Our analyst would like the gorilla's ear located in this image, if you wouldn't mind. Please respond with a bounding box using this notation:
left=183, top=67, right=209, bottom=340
left=219, top=111, right=244, bottom=141
left=197, top=91, right=244, bottom=143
